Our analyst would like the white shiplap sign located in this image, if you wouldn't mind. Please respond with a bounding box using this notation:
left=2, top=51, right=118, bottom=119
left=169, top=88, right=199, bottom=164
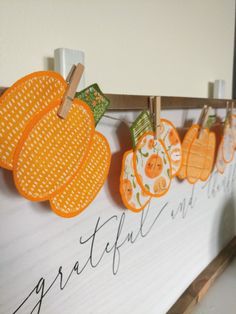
left=0, top=110, right=236, bottom=314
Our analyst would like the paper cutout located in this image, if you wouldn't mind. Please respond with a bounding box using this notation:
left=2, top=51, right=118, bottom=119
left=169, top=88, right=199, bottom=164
left=130, top=111, right=153, bottom=147
left=186, top=129, right=216, bottom=184
left=76, top=84, right=110, bottom=125
left=216, top=141, right=226, bottom=174
left=13, top=99, right=94, bottom=201
left=177, top=125, right=200, bottom=180
left=200, top=131, right=216, bottom=181
left=130, top=112, right=182, bottom=176
left=50, top=131, right=111, bottom=218
left=133, top=132, right=172, bottom=197
left=186, top=129, right=209, bottom=184
left=120, top=150, right=151, bottom=212
left=0, top=71, right=66, bottom=169
left=216, top=115, right=235, bottom=174
left=159, top=119, right=182, bottom=176
left=232, top=114, right=236, bottom=148
left=222, top=123, right=234, bottom=163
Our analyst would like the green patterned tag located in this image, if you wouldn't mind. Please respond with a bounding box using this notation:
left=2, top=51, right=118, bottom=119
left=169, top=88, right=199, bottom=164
left=75, top=84, right=110, bottom=125
left=130, top=110, right=154, bottom=147
left=205, top=114, right=216, bottom=129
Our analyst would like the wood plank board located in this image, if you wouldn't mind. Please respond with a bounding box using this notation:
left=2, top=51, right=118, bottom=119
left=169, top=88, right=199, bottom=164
left=167, top=236, right=236, bottom=314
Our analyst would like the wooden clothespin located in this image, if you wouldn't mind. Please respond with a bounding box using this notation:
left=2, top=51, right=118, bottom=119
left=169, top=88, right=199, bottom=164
left=225, top=101, right=232, bottom=127
left=202, top=106, right=211, bottom=129
left=198, top=105, right=211, bottom=137
left=198, top=105, right=208, bottom=126
left=153, top=96, right=161, bottom=139
left=57, top=63, right=84, bottom=119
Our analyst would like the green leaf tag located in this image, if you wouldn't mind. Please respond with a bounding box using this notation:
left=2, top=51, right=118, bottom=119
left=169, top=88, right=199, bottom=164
left=75, top=84, right=110, bottom=126
left=130, top=110, right=154, bottom=147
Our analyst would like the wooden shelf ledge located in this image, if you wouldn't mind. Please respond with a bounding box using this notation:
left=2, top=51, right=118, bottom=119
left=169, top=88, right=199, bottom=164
left=0, top=87, right=234, bottom=110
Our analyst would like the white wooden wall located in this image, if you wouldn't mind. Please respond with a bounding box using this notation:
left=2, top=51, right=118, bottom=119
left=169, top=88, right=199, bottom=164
left=0, top=108, right=235, bottom=314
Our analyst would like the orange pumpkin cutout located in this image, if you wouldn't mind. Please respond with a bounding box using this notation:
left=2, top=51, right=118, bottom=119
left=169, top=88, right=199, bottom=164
left=13, top=98, right=94, bottom=201
left=222, top=123, right=234, bottom=163
left=0, top=72, right=66, bottom=170
left=200, top=132, right=216, bottom=181
left=133, top=132, right=172, bottom=197
left=160, top=119, right=182, bottom=177
left=232, top=114, right=236, bottom=148
left=120, top=150, right=151, bottom=212
left=50, top=131, right=111, bottom=218
left=178, top=125, right=200, bottom=180
left=186, top=129, right=209, bottom=184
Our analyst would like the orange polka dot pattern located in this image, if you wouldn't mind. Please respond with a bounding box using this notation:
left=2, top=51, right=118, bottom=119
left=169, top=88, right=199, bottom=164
left=13, top=99, right=94, bottom=201
left=50, top=131, right=111, bottom=218
left=0, top=72, right=66, bottom=169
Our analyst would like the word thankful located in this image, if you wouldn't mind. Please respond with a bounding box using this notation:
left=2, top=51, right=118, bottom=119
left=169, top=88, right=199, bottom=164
left=171, top=162, right=236, bottom=219
left=13, top=202, right=168, bottom=314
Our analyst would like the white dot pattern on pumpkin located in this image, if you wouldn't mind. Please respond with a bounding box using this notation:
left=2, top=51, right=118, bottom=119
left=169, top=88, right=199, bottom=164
left=0, top=73, right=66, bottom=168
left=50, top=132, right=111, bottom=217
left=14, top=100, right=94, bottom=200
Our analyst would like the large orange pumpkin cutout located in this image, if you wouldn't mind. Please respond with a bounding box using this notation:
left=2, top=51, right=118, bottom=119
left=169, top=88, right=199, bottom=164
left=120, top=150, right=151, bottom=212
left=13, top=98, right=94, bottom=201
left=133, top=132, right=172, bottom=197
left=50, top=131, right=111, bottom=218
left=0, top=72, right=66, bottom=170
left=177, top=125, right=200, bottom=180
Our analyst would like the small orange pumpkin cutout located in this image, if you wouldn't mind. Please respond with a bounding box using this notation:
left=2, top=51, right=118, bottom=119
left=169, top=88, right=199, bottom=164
left=0, top=71, right=66, bottom=170
left=216, top=140, right=226, bottom=174
left=186, top=129, right=209, bottom=184
left=186, top=128, right=216, bottom=184
left=13, top=98, right=94, bottom=201
left=222, top=123, right=234, bottom=163
left=177, top=124, right=200, bottom=180
left=50, top=131, right=111, bottom=218
left=120, top=150, right=151, bottom=212
left=200, top=131, right=216, bottom=181
left=133, top=132, right=172, bottom=197
left=232, top=114, right=236, bottom=148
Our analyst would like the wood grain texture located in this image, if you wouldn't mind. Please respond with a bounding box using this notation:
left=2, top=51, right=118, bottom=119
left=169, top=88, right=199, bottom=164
left=105, top=94, right=235, bottom=110
left=167, top=236, right=236, bottom=314
left=0, top=87, right=234, bottom=110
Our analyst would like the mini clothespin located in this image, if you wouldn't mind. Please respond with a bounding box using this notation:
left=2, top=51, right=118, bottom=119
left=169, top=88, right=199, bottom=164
left=150, top=96, right=161, bottom=139
left=225, top=101, right=232, bottom=127
left=202, top=106, right=211, bottom=129
left=198, top=105, right=212, bottom=137
left=57, top=63, right=84, bottom=119
left=198, top=105, right=208, bottom=126
left=229, top=101, right=235, bottom=122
